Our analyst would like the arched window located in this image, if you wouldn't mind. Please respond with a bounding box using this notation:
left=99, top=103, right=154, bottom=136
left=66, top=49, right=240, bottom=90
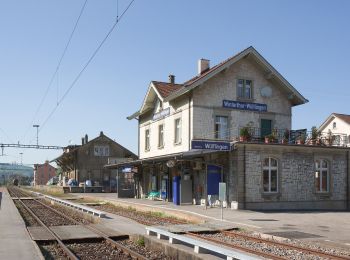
left=333, top=122, right=336, bottom=129
left=263, top=158, right=278, bottom=192
left=315, top=159, right=329, bottom=192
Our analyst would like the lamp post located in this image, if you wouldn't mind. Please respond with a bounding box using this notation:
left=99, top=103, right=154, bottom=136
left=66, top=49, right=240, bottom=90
left=33, top=125, right=39, bottom=147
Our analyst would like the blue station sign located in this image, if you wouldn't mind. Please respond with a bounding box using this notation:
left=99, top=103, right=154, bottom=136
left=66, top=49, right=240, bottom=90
left=223, top=100, right=267, bottom=112
left=152, top=107, right=170, bottom=121
left=191, top=140, right=231, bottom=151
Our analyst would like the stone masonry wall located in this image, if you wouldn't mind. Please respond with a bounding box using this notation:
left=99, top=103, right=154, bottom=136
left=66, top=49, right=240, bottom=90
left=231, top=144, right=349, bottom=210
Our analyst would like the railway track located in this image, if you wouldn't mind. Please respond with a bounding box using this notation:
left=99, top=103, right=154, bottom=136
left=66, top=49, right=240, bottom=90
left=188, top=231, right=350, bottom=260
left=7, top=187, right=159, bottom=260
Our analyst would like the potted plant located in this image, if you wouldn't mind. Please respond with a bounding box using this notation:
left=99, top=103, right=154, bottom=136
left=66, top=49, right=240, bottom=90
left=281, top=129, right=289, bottom=144
left=326, top=129, right=334, bottom=146
left=239, top=127, right=250, bottom=142
left=265, top=134, right=275, bottom=144
left=310, top=126, right=320, bottom=145
left=296, top=133, right=306, bottom=145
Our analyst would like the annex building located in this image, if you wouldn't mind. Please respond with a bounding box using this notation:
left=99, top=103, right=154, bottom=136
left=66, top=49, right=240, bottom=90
left=110, top=46, right=350, bottom=210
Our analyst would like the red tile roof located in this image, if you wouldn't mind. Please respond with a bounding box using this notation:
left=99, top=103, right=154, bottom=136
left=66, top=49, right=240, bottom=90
left=152, top=81, right=183, bottom=98
left=334, top=113, right=350, bottom=125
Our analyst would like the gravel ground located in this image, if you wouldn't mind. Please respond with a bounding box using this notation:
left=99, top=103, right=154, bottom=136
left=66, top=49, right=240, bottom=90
left=93, top=203, right=186, bottom=226
left=21, top=199, right=76, bottom=226
left=197, top=231, right=349, bottom=260
left=66, top=240, right=134, bottom=260
left=41, top=199, right=94, bottom=225
left=38, top=242, right=69, bottom=260
left=118, top=239, right=174, bottom=260
left=14, top=200, right=40, bottom=227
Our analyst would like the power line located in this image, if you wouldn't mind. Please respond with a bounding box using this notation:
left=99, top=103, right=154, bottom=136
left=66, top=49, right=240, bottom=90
left=38, top=0, right=136, bottom=133
left=20, top=0, right=89, bottom=143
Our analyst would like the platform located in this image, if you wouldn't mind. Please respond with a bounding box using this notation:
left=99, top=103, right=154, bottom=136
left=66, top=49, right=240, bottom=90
left=0, top=188, right=42, bottom=260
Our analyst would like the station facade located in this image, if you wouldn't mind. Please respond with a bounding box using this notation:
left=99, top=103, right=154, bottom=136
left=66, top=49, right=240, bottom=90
left=113, top=46, right=350, bottom=210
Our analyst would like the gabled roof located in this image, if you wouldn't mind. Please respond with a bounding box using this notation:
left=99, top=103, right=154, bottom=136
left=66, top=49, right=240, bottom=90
left=128, top=46, right=308, bottom=120
left=319, top=113, right=350, bottom=131
left=152, top=81, right=182, bottom=99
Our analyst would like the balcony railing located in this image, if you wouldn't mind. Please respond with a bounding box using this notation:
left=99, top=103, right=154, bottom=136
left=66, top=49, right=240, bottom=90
left=195, top=127, right=350, bottom=147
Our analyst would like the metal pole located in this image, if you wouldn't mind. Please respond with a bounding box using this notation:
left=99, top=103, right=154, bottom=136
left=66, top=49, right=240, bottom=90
left=33, top=125, right=39, bottom=147
left=221, top=200, right=223, bottom=220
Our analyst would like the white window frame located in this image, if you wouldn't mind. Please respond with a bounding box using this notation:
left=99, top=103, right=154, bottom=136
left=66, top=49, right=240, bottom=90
left=215, top=116, right=228, bottom=140
left=262, top=157, right=278, bottom=193
left=174, top=118, right=182, bottom=144
left=237, top=79, right=253, bottom=99
left=315, top=159, right=329, bottom=193
left=145, top=129, right=150, bottom=151
left=158, top=124, right=164, bottom=148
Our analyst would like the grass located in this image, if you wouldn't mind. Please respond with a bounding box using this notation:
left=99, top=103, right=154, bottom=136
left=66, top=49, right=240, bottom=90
left=136, top=237, right=145, bottom=247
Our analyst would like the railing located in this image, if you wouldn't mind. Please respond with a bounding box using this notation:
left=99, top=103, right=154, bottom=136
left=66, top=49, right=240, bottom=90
left=195, top=127, right=350, bottom=147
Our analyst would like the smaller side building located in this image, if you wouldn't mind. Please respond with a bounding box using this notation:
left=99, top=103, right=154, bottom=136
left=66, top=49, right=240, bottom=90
left=54, top=131, right=137, bottom=192
left=34, top=161, right=56, bottom=185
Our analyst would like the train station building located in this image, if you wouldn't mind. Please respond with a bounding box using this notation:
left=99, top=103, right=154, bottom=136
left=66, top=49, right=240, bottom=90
left=107, top=46, right=350, bottom=210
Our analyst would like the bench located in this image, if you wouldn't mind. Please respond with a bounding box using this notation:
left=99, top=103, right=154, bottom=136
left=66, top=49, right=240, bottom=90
left=146, top=227, right=261, bottom=260
left=31, top=191, right=106, bottom=218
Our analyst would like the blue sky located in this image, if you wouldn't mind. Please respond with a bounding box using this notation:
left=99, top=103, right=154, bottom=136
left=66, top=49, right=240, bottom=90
left=0, top=0, right=349, bottom=166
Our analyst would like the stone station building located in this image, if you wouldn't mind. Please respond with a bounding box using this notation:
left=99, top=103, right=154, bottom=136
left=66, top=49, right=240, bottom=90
left=109, top=46, right=350, bottom=210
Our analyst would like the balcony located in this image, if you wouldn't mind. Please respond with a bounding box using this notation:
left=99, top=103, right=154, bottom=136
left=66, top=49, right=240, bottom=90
left=195, top=127, right=350, bottom=147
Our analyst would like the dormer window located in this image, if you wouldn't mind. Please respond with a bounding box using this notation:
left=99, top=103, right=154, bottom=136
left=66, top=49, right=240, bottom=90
left=237, top=79, right=252, bottom=99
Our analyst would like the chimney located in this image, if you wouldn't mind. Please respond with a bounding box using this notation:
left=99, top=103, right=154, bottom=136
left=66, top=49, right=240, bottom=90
left=82, top=137, right=85, bottom=145
left=198, top=58, right=210, bottom=75
left=100, top=131, right=104, bottom=137
left=168, top=74, right=175, bottom=84
left=85, top=134, right=88, bottom=144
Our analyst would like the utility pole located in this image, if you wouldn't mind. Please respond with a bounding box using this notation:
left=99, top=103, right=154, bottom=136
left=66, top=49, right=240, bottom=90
left=33, top=125, right=39, bottom=147
left=19, top=152, right=23, bottom=165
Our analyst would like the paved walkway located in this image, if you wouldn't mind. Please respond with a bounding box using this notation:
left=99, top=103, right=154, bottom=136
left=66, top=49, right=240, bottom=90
left=77, top=193, right=350, bottom=250
left=0, top=187, right=42, bottom=260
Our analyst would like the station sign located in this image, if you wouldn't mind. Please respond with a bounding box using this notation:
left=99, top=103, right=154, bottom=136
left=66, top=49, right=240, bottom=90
left=223, top=100, right=267, bottom=112
left=152, top=107, right=170, bottom=121
left=191, top=140, right=231, bottom=151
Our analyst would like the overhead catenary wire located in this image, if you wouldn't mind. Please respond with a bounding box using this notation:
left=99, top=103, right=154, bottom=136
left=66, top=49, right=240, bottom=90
left=38, top=0, right=136, bottom=134
left=20, top=0, right=89, bottom=143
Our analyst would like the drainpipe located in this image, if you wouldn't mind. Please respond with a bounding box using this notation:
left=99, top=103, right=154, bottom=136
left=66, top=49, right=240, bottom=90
left=188, top=95, right=191, bottom=149
left=243, top=145, right=246, bottom=209
left=347, top=151, right=350, bottom=210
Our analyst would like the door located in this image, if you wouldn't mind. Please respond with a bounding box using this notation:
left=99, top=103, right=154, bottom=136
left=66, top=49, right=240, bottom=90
left=261, top=119, right=272, bottom=139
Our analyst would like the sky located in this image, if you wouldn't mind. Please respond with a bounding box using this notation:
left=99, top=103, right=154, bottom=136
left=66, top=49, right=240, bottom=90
left=0, top=0, right=349, bottom=166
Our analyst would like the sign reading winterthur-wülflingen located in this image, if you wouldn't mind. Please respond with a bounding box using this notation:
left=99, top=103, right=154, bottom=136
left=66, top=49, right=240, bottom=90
left=191, top=140, right=231, bottom=151
left=152, top=107, right=170, bottom=121
left=223, top=100, right=267, bottom=112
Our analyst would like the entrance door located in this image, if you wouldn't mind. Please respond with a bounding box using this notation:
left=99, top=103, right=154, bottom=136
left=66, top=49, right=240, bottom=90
left=261, top=119, right=272, bottom=139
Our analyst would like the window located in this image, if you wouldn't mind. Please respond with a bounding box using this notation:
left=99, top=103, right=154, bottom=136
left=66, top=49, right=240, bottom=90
left=145, top=129, right=150, bottom=151
left=94, top=145, right=110, bottom=156
left=158, top=124, right=164, bottom=148
left=174, top=118, right=181, bottom=144
left=315, top=159, right=329, bottom=192
left=237, top=79, right=252, bottom=99
left=215, top=116, right=228, bottom=139
left=333, top=122, right=336, bottom=129
left=262, top=158, right=278, bottom=192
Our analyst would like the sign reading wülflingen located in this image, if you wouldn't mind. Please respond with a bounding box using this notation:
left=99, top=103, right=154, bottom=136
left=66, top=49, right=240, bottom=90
left=223, top=100, right=267, bottom=112
left=152, top=107, right=170, bottom=121
left=191, top=140, right=231, bottom=151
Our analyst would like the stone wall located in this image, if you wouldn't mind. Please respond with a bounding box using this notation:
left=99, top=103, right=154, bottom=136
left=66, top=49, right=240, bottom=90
left=231, top=144, right=349, bottom=210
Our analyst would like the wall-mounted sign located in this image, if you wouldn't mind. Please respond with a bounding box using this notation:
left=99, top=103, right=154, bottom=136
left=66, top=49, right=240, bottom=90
left=223, top=100, right=267, bottom=112
left=192, top=140, right=231, bottom=151
left=166, top=160, right=176, bottom=168
left=153, top=107, right=170, bottom=121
